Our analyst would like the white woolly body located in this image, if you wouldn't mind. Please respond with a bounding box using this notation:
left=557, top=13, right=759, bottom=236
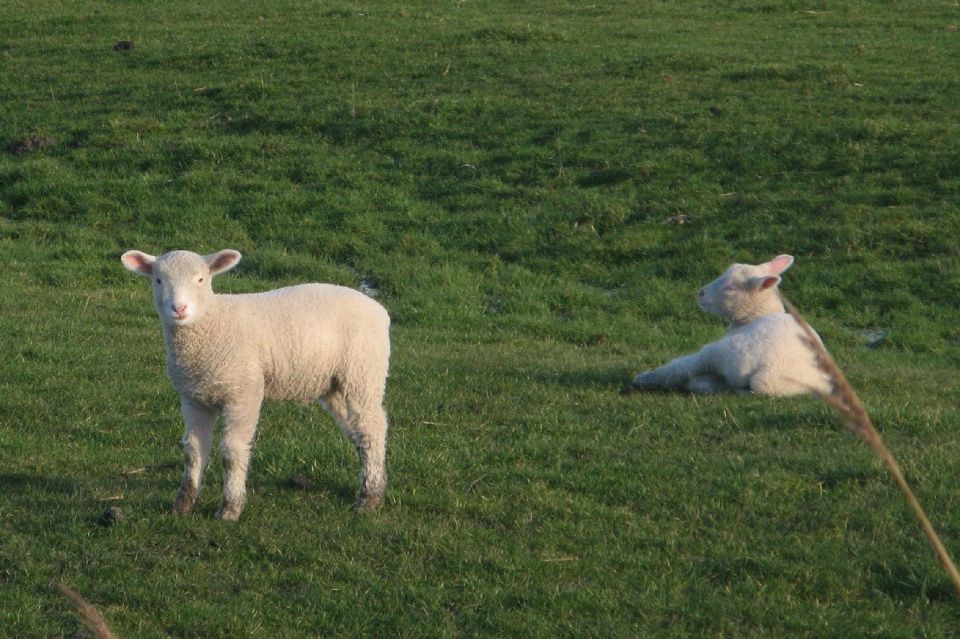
left=121, top=248, right=391, bottom=520
left=640, top=313, right=830, bottom=396
left=631, top=254, right=831, bottom=397
left=165, top=285, right=389, bottom=409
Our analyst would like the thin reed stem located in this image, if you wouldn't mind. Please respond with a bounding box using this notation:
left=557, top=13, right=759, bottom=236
left=54, top=581, right=119, bottom=639
left=782, top=297, right=960, bottom=598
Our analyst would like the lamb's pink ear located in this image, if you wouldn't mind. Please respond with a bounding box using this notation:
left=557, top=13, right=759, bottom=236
left=120, top=250, right=156, bottom=277
left=205, top=249, right=242, bottom=275
left=766, top=254, right=794, bottom=276
left=758, top=275, right=781, bottom=291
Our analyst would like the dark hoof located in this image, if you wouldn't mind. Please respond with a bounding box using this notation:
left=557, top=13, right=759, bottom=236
left=171, top=484, right=198, bottom=515
left=170, top=502, right=194, bottom=516
left=353, top=493, right=384, bottom=513
left=216, top=502, right=244, bottom=521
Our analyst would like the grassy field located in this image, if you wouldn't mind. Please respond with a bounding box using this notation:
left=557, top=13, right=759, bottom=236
left=2, top=0, right=960, bottom=636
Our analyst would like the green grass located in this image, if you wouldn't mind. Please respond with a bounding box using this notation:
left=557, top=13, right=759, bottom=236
left=2, top=0, right=960, bottom=636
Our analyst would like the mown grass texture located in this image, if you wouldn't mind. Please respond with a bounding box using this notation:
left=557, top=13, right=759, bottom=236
left=1, top=1, right=960, bottom=637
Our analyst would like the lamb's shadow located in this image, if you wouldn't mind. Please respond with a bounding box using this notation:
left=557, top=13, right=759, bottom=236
left=117, top=461, right=184, bottom=513
left=0, top=472, right=89, bottom=518
left=540, top=367, right=636, bottom=392
left=0, top=472, right=80, bottom=495
left=276, top=474, right=354, bottom=506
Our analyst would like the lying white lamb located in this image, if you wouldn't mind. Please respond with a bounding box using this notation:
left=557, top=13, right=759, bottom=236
left=121, top=249, right=391, bottom=520
left=630, top=255, right=831, bottom=397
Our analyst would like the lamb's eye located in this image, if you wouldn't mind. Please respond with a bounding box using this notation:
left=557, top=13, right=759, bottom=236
left=155, top=277, right=161, bottom=284
left=198, top=276, right=205, bottom=284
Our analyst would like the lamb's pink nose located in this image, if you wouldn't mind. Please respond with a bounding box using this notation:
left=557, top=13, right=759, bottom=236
left=172, top=304, right=187, bottom=316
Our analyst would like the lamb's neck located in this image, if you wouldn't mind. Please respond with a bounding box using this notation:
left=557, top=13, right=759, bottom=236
left=161, top=299, right=234, bottom=359
left=164, top=318, right=206, bottom=347
left=727, top=294, right=785, bottom=329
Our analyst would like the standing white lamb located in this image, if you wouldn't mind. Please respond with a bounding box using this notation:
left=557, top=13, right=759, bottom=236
left=121, top=249, right=391, bottom=520
left=630, top=255, right=831, bottom=397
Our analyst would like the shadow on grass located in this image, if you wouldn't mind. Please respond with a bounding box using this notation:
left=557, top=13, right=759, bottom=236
left=277, top=474, right=355, bottom=506
left=576, top=168, right=633, bottom=188
left=816, top=468, right=882, bottom=490
left=869, top=561, right=958, bottom=602
left=0, top=472, right=80, bottom=494
left=543, top=367, right=635, bottom=391
left=733, top=408, right=835, bottom=432
left=696, top=555, right=779, bottom=587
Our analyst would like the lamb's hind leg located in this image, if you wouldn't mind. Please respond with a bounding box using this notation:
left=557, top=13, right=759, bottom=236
left=173, top=401, right=217, bottom=515
left=632, top=351, right=710, bottom=392
left=687, top=374, right=732, bottom=394
left=321, top=390, right=388, bottom=512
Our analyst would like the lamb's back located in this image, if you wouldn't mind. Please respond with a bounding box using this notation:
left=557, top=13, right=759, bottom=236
left=229, top=284, right=390, bottom=402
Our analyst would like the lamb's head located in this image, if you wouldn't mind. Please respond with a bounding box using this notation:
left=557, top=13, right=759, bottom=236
left=121, top=249, right=242, bottom=327
left=698, top=254, right=794, bottom=325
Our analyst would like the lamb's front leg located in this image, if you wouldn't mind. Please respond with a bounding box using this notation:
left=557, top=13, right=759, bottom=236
left=217, top=399, right=263, bottom=521
left=172, top=401, right=217, bottom=515
left=632, top=349, right=712, bottom=392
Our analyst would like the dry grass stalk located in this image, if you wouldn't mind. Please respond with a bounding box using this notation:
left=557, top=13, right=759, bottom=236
left=782, top=297, right=960, bottom=597
left=54, top=581, right=119, bottom=639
